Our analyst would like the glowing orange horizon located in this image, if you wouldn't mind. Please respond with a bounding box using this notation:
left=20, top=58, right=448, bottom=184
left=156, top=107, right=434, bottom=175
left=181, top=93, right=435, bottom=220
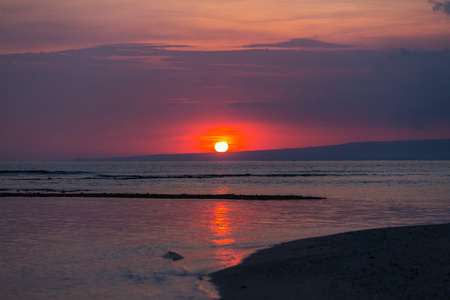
left=196, top=126, right=246, bottom=152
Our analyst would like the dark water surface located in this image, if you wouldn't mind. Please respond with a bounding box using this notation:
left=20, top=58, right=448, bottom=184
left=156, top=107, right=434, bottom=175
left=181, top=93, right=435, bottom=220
left=1, top=161, right=449, bottom=299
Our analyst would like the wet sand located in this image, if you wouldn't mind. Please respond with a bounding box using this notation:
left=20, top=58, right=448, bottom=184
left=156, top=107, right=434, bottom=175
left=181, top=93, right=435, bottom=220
left=210, top=223, right=450, bottom=300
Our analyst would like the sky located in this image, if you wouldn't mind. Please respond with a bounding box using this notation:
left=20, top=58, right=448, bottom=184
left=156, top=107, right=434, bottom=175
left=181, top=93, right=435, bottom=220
left=1, top=0, right=450, bottom=161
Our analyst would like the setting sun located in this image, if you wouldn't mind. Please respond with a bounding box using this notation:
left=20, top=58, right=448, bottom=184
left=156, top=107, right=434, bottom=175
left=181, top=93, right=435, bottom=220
left=214, top=141, right=229, bottom=152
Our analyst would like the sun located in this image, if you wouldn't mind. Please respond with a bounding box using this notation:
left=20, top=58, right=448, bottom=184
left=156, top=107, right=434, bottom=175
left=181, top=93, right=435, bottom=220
left=214, top=141, right=229, bottom=152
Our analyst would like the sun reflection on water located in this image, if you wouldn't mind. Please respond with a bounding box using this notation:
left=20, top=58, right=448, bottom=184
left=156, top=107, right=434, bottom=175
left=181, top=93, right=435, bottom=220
left=208, top=201, right=247, bottom=267
left=213, top=185, right=229, bottom=195
left=210, top=202, right=235, bottom=245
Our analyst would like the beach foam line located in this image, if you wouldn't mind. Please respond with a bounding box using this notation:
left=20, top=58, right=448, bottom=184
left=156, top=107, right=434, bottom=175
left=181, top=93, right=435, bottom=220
left=210, top=223, right=450, bottom=300
left=0, top=192, right=325, bottom=200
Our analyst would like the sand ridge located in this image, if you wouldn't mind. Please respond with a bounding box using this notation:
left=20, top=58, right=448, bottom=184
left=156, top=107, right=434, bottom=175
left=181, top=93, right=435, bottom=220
left=210, top=223, right=450, bottom=299
left=0, top=192, right=324, bottom=200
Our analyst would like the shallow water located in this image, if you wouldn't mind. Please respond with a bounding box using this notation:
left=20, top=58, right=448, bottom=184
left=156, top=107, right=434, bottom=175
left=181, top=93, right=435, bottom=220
left=1, top=161, right=449, bottom=299
left=1, top=161, right=449, bottom=199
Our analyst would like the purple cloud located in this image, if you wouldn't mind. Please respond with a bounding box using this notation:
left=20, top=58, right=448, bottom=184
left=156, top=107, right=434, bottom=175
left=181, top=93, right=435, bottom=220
left=429, top=0, right=450, bottom=14
left=1, top=44, right=450, bottom=160
left=242, top=38, right=352, bottom=49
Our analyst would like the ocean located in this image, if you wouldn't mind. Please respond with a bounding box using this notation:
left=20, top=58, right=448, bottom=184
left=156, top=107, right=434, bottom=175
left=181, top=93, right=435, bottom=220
left=1, top=161, right=449, bottom=299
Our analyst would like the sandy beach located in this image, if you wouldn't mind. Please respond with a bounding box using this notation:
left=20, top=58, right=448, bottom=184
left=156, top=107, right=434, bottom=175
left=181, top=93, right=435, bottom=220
left=210, top=223, right=450, bottom=300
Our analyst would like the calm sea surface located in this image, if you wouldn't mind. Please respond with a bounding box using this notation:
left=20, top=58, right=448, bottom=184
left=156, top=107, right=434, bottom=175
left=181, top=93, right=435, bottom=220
left=1, top=161, right=449, bottom=299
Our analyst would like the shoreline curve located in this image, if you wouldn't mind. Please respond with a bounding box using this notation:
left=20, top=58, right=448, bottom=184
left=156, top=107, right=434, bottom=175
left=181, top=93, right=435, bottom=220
left=210, top=223, right=450, bottom=299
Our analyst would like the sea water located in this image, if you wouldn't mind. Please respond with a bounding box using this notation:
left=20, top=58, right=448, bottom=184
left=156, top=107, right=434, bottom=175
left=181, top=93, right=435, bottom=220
left=1, top=161, right=449, bottom=299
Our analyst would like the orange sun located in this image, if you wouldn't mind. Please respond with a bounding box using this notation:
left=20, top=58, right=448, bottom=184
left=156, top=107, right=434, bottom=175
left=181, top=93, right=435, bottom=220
left=214, top=141, right=229, bottom=152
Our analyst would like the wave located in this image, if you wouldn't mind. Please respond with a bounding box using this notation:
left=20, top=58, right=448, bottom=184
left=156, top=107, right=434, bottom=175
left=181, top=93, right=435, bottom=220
left=1, top=170, right=369, bottom=180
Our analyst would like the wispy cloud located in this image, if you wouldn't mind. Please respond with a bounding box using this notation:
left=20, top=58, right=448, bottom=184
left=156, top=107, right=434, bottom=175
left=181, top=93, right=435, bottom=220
left=242, top=38, right=352, bottom=49
left=2, top=1, right=450, bottom=54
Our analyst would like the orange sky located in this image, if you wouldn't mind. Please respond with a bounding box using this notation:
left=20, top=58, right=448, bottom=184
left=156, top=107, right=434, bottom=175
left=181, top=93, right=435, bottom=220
left=1, top=0, right=450, bottom=160
left=1, top=0, right=450, bottom=54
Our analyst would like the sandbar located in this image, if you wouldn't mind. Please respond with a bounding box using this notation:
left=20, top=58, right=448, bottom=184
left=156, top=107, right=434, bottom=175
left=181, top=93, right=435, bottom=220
left=210, top=223, right=450, bottom=299
left=0, top=192, right=324, bottom=200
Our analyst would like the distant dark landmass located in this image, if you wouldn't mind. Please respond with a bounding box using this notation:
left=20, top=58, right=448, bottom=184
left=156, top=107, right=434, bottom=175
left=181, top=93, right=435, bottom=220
left=78, top=139, right=450, bottom=161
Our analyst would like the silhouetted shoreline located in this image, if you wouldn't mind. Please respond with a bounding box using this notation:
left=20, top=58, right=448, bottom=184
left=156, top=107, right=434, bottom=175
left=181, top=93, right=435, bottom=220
left=77, top=139, right=450, bottom=161
left=0, top=192, right=325, bottom=201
